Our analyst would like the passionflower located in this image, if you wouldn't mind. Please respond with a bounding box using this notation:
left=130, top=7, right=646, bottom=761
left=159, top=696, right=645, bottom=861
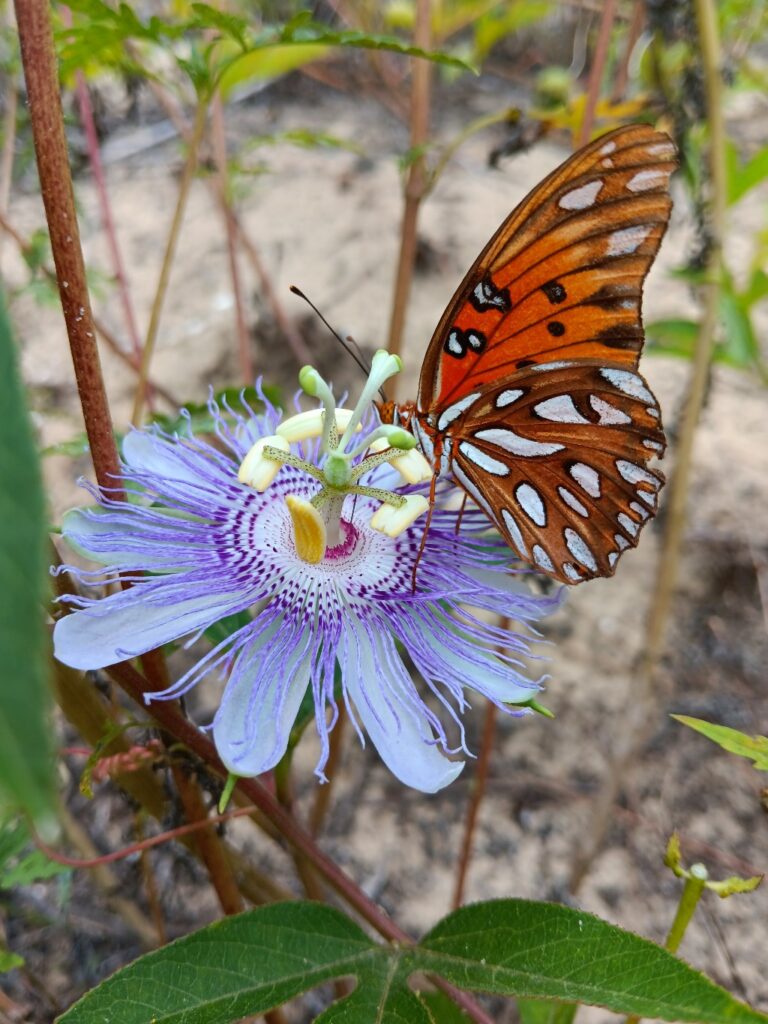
left=53, top=353, right=559, bottom=793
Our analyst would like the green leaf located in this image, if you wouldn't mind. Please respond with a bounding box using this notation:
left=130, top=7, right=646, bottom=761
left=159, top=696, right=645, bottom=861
left=0, top=949, right=24, bottom=973
left=517, top=999, right=578, bottom=1024
left=719, top=286, right=761, bottom=369
left=671, top=715, right=768, bottom=771
left=58, top=900, right=768, bottom=1024
left=0, top=289, right=54, bottom=823
left=218, top=43, right=332, bottom=97
left=726, top=140, right=768, bottom=205
left=474, top=2, right=554, bottom=64
left=647, top=318, right=699, bottom=358
left=418, top=901, right=768, bottom=1024
left=203, top=610, right=251, bottom=646
left=59, top=902, right=379, bottom=1023
left=418, top=990, right=473, bottom=1022
left=0, top=818, right=66, bottom=888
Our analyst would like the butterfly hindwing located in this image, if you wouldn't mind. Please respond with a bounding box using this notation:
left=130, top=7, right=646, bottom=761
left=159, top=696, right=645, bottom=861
left=444, top=361, right=665, bottom=583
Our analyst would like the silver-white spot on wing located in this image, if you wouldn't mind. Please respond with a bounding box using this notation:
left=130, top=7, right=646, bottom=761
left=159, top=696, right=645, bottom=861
left=569, top=462, right=601, bottom=498
left=474, top=427, right=565, bottom=458
left=437, top=392, right=481, bottom=432
left=531, top=361, right=576, bottom=373
left=600, top=140, right=617, bottom=155
left=502, top=508, right=529, bottom=558
left=559, top=179, right=603, bottom=210
left=614, top=534, right=630, bottom=551
left=515, top=483, right=546, bottom=526
left=616, top=459, right=658, bottom=486
left=558, top=486, right=588, bottom=517
left=636, top=488, right=657, bottom=508
left=643, top=438, right=664, bottom=452
left=630, top=501, right=650, bottom=520
left=617, top=512, right=638, bottom=537
left=532, top=544, right=554, bottom=572
left=647, top=406, right=660, bottom=419
left=648, top=141, right=676, bottom=159
left=608, top=551, right=619, bottom=568
left=562, top=562, right=582, bottom=582
left=458, top=441, right=509, bottom=476
left=533, top=394, right=590, bottom=424
left=626, top=169, right=668, bottom=192
left=600, top=368, right=654, bottom=403
left=564, top=527, right=598, bottom=572
left=495, top=388, right=524, bottom=408
left=590, top=394, right=631, bottom=425
left=446, top=331, right=464, bottom=356
left=606, top=225, right=651, bottom=257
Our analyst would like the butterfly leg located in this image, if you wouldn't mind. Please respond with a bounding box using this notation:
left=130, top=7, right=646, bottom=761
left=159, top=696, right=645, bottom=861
left=411, top=467, right=438, bottom=592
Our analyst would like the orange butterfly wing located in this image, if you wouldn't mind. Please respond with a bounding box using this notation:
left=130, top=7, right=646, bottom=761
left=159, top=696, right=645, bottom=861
left=413, top=124, right=676, bottom=585
left=417, top=123, right=675, bottom=412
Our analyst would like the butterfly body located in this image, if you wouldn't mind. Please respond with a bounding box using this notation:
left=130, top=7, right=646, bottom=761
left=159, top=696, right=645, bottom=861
left=384, top=124, right=676, bottom=585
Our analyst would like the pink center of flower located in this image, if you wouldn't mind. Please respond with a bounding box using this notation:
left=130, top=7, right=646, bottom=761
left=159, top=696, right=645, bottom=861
left=325, top=519, right=359, bottom=560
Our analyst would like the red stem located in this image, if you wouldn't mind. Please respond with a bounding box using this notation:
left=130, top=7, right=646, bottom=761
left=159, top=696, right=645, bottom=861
left=452, top=703, right=497, bottom=909
left=107, top=660, right=494, bottom=1024
left=15, top=0, right=122, bottom=495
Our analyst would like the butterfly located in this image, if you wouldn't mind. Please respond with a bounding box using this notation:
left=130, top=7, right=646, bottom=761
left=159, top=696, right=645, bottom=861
left=381, top=123, right=676, bottom=585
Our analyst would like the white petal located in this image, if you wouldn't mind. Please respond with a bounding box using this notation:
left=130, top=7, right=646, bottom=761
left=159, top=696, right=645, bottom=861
left=213, top=624, right=312, bottom=776
left=53, top=588, right=252, bottom=670
left=341, top=618, right=464, bottom=793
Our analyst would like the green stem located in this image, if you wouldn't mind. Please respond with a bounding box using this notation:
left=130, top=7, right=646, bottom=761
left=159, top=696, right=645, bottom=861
left=386, top=0, right=432, bottom=383
left=131, top=97, right=208, bottom=424
left=623, top=868, right=707, bottom=1024
left=642, top=0, right=727, bottom=676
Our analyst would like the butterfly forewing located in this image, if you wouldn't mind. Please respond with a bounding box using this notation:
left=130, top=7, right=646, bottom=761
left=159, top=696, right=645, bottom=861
left=413, top=124, right=676, bottom=585
left=418, top=124, right=675, bottom=411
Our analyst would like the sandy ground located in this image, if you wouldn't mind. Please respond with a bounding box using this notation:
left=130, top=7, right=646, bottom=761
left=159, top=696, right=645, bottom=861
left=3, top=73, right=768, bottom=1021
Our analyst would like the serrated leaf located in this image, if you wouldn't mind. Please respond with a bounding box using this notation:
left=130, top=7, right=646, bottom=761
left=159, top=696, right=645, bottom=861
left=418, top=901, right=768, bottom=1024
left=58, top=899, right=768, bottom=1024
left=671, top=715, right=768, bottom=770
left=59, top=902, right=379, bottom=1023
left=0, top=290, right=54, bottom=823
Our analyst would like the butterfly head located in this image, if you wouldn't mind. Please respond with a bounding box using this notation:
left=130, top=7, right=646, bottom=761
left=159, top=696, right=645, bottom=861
left=376, top=399, right=416, bottom=431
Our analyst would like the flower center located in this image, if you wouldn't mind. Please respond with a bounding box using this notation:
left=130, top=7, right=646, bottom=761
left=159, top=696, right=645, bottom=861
left=237, top=352, right=435, bottom=564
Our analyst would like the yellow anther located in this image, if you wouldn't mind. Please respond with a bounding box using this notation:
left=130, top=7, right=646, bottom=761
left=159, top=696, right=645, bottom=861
left=277, top=408, right=361, bottom=444
left=238, top=435, right=290, bottom=491
left=286, top=495, right=326, bottom=564
left=370, top=493, right=429, bottom=538
left=369, top=437, right=433, bottom=485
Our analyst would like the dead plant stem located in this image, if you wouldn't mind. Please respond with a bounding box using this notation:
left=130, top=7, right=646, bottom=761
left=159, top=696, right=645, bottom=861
left=578, top=0, right=617, bottom=146
left=131, top=98, right=208, bottom=424
left=569, top=0, right=727, bottom=892
left=452, top=702, right=497, bottom=909
left=211, top=91, right=253, bottom=385
left=385, top=0, right=433, bottom=382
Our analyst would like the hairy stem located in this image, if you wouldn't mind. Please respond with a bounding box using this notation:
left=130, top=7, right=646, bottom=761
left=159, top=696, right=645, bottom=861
left=385, top=0, right=432, bottom=384
left=131, top=98, right=208, bottom=424
left=14, top=0, right=122, bottom=494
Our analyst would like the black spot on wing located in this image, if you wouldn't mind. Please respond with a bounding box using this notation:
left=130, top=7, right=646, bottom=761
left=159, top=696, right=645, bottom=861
left=542, top=280, right=567, bottom=304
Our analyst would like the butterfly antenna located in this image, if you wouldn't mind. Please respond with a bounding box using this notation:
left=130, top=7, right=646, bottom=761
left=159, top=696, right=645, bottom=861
left=290, top=285, right=380, bottom=390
